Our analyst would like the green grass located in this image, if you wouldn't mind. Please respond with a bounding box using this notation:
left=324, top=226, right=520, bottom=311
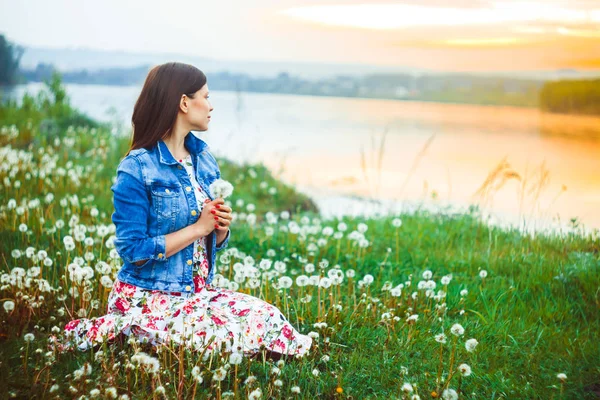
left=0, top=78, right=598, bottom=400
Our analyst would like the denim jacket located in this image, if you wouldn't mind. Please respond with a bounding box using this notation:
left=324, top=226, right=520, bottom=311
left=111, top=132, right=230, bottom=293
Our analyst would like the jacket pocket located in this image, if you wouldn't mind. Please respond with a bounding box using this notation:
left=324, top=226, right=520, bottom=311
left=150, top=182, right=180, bottom=218
left=132, top=257, right=154, bottom=274
left=150, top=182, right=181, bottom=233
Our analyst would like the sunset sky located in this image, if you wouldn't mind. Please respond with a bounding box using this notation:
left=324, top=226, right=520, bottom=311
left=1, top=0, right=599, bottom=71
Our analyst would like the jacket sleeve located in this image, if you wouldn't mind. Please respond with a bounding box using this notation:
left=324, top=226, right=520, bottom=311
left=215, top=228, right=230, bottom=252
left=111, top=155, right=167, bottom=267
left=211, top=152, right=230, bottom=253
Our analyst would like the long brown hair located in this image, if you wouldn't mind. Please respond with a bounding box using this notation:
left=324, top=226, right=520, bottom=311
left=126, top=62, right=207, bottom=156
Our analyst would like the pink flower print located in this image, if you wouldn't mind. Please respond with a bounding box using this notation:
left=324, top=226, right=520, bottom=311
left=269, top=338, right=287, bottom=352
left=200, top=259, right=209, bottom=275
left=249, top=314, right=266, bottom=336
left=282, top=324, right=296, bottom=340
left=144, top=315, right=160, bottom=330
left=114, top=280, right=137, bottom=297
left=211, top=315, right=227, bottom=326
left=209, top=306, right=229, bottom=326
left=65, top=319, right=80, bottom=331
left=236, top=308, right=251, bottom=317
left=209, top=293, right=228, bottom=303
left=183, top=301, right=195, bottom=315
left=193, top=275, right=206, bottom=291
left=87, top=325, right=99, bottom=341
left=114, top=297, right=131, bottom=313
left=98, top=317, right=116, bottom=340
left=148, top=293, right=171, bottom=313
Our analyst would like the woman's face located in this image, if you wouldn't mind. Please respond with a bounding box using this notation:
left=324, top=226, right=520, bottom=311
left=181, top=83, right=213, bottom=131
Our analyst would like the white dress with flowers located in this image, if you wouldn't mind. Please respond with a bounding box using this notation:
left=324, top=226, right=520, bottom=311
left=54, top=154, right=312, bottom=357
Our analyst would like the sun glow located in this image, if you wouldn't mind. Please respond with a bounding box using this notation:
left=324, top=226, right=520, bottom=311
left=442, top=38, right=521, bottom=47
left=278, top=2, right=600, bottom=33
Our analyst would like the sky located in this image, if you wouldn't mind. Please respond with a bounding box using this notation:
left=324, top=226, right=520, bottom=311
left=1, top=0, right=599, bottom=71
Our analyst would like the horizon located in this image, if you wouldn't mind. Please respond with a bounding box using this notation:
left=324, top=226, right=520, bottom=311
left=1, top=0, right=599, bottom=73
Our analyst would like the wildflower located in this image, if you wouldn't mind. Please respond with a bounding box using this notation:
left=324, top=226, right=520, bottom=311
left=406, top=314, right=419, bottom=323
left=458, top=363, right=472, bottom=376
left=212, top=367, right=227, bottom=381
left=319, top=277, right=332, bottom=289
left=435, top=333, right=447, bottom=344
left=278, top=276, right=293, bottom=289
left=229, top=352, right=243, bottom=365
left=392, top=218, right=402, bottom=227
left=357, top=223, right=368, bottom=233
left=442, top=388, right=458, bottom=400
left=363, top=274, right=374, bottom=285
left=209, top=179, right=234, bottom=199
left=270, top=366, right=281, bottom=376
left=312, top=368, right=320, bottom=377
left=248, top=388, right=262, bottom=400
left=244, top=375, right=257, bottom=386
left=411, top=395, right=421, bottom=400
left=24, top=333, right=35, bottom=342
left=450, top=323, right=465, bottom=336
left=465, top=338, right=478, bottom=352
left=423, top=270, right=432, bottom=280
left=130, top=352, right=160, bottom=374
left=291, top=386, right=301, bottom=394
left=274, top=379, right=283, bottom=387
left=105, top=387, right=118, bottom=398
left=402, top=383, right=414, bottom=393
left=336, top=386, right=343, bottom=393
left=479, top=270, right=488, bottom=279
left=3, top=300, right=15, bottom=312
left=460, top=289, right=468, bottom=296
left=557, top=373, right=567, bottom=382
left=296, top=275, right=309, bottom=287
left=90, top=388, right=101, bottom=397
left=308, top=331, right=319, bottom=339
left=441, top=274, right=452, bottom=285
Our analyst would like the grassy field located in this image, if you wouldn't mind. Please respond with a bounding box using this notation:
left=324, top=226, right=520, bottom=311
left=0, top=78, right=598, bottom=399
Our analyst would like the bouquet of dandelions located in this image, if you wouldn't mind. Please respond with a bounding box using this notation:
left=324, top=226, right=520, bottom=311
left=209, top=178, right=234, bottom=200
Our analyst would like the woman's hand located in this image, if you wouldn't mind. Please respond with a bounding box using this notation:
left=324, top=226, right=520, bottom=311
left=193, top=198, right=232, bottom=237
left=211, top=199, right=232, bottom=232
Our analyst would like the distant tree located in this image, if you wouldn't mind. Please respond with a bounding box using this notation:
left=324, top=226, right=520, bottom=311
left=0, top=34, right=25, bottom=85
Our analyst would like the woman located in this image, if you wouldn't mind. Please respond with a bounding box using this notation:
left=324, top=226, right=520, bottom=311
left=49, top=62, right=312, bottom=360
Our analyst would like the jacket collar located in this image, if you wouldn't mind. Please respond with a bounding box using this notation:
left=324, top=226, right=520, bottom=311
left=157, top=132, right=208, bottom=165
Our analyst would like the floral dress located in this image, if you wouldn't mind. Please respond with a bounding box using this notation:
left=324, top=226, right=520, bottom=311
left=51, top=154, right=312, bottom=358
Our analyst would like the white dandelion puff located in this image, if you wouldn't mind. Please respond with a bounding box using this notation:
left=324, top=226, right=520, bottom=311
left=209, top=179, right=234, bottom=199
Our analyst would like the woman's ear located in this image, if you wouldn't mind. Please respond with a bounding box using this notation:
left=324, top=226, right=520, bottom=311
left=179, top=94, right=188, bottom=113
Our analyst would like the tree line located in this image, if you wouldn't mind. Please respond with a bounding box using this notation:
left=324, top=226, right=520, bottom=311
left=2, top=34, right=599, bottom=116
left=539, top=79, right=600, bottom=116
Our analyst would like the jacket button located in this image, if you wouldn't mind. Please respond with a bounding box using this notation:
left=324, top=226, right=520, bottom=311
left=187, top=260, right=193, bottom=265
left=157, top=253, right=163, bottom=258
left=165, top=189, right=170, bottom=194
left=186, top=186, right=192, bottom=192
left=191, top=210, right=197, bottom=216
left=178, top=165, right=183, bottom=169
left=185, top=285, right=191, bottom=291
